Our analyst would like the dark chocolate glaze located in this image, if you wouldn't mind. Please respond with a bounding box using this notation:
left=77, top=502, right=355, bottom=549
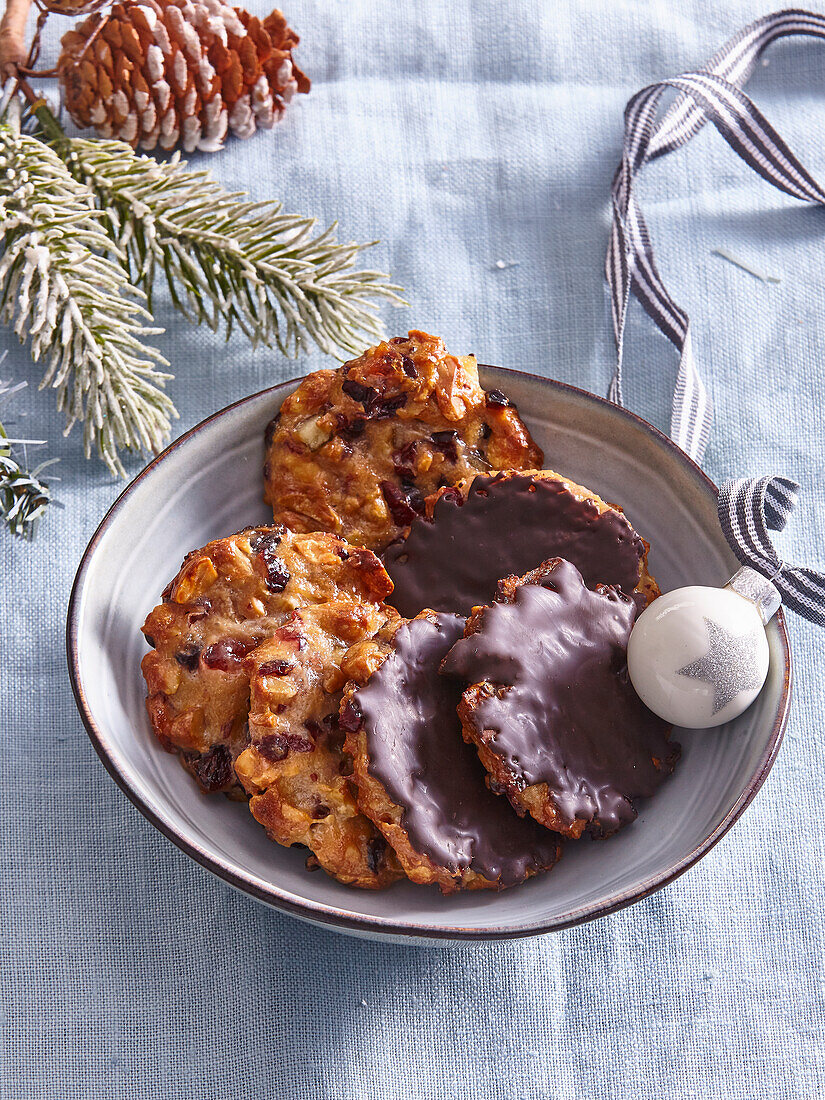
left=352, top=613, right=560, bottom=885
left=383, top=473, right=646, bottom=617
left=441, top=560, right=679, bottom=835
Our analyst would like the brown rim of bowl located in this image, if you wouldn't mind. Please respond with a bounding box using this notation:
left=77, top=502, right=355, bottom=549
left=66, top=368, right=792, bottom=942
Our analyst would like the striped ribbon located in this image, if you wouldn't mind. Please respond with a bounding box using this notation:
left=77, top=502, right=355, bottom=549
left=607, top=10, right=825, bottom=626
left=718, top=477, right=825, bottom=627
left=607, top=8, right=825, bottom=460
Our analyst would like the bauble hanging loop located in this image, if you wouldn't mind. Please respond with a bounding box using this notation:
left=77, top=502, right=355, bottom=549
left=627, top=567, right=781, bottom=729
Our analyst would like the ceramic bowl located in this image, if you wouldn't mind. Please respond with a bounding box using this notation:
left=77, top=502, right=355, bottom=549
left=67, top=368, right=791, bottom=943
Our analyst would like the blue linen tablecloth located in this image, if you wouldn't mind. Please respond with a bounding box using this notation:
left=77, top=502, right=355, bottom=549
left=2, top=1, right=824, bottom=1096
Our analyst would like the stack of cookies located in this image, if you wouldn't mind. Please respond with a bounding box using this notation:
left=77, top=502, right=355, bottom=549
left=141, top=330, right=680, bottom=893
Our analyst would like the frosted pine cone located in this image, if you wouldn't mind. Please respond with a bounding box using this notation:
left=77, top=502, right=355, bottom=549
left=57, top=0, right=310, bottom=153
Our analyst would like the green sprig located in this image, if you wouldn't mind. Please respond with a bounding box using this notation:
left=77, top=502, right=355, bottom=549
left=37, top=106, right=404, bottom=359
left=0, top=377, right=54, bottom=537
left=0, top=114, right=175, bottom=476
left=0, top=96, right=403, bottom=501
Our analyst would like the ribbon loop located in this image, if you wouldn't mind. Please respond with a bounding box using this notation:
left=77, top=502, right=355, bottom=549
left=610, top=12, right=825, bottom=626
left=607, top=8, right=825, bottom=463
left=718, top=477, right=825, bottom=627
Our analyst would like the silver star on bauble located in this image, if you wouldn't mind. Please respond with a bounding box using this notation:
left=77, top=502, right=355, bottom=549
left=677, top=617, right=762, bottom=714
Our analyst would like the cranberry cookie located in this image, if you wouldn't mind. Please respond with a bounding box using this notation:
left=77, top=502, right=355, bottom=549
left=263, top=330, right=543, bottom=550
left=140, top=525, right=392, bottom=794
left=339, top=611, right=562, bottom=893
left=233, top=602, right=402, bottom=889
left=384, top=469, right=659, bottom=617
left=441, top=558, right=680, bottom=838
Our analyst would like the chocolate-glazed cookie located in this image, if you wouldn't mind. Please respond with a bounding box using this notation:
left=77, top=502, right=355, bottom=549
left=383, top=470, right=658, bottom=617
left=442, top=558, right=680, bottom=838
left=338, top=611, right=562, bottom=892
left=263, top=331, right=543, bottom=551
left=234, top=602, right=402, bottom=889
left=140, top=525, right=392, bottom=795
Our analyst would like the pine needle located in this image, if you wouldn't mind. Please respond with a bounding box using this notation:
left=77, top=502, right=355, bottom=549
left=711, top=248, right=781, bottom=284
left=50, top=128, right=405, bottom=359
left=0, top=114, right=175, bottom=476
left=0, top=374, right=54, bottom=537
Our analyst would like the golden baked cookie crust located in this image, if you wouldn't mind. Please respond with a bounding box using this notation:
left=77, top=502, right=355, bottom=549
left=140, top=525, right=392, bottom=794
left=234, top=601, right=403, bottom=889
left=263, top=330, right=543, bottom=550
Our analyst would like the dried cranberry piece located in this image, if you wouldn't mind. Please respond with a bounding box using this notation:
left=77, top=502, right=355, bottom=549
left=400, top=355, right=417, bottom=378
left=431, top=429, right=460, bottom=462
left=485, top=389, right=510, bottom=408
left=257, top=736, right=288, bottom=761
left=192, top=745, right=233, bottom=792
left=250, top=528, right=282, bottom=552
left=366, top=835, right=388, bottom=873
left=393, top=439, right=419, bottom=480
left=380, top=481, right=425, bottom=527
left=174, top=644, right=201, bottom=671
left=264, top=416, right=279, bottom=449
left=342, top=379, right=407, bottom=420
left=253, top=531, right=291, bottom=592
left=258, top=658, right=294, bottom=677
left=372, top=393, right=407, bottom=419
left=389, top=336, right=408, bottom=345
left=338, top=698, right=363, bottom=733
left=202, top=636, right=258, bottom=671
left=304, top=720, right=323, bottom=739
left=278, top=626, right=307, bottom=651
left=257, top=733, right=315, bottom=762
left=335, top=414, right=366, bottom=440
left=287, top=734, right=316, bottom=754
left=342, top=379, right=379, bottom=406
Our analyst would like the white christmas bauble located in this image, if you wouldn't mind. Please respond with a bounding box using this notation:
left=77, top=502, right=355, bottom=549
left=627, top=571, right=776, bottom=729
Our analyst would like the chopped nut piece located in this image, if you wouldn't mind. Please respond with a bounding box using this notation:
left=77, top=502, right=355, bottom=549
left=172, top=556, right=218, bottom=603
left=295, top=415, right=333, bottom=450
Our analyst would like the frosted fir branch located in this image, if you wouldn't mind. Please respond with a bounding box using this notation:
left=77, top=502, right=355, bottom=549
left=0, top=116, right=176, bottom=475
left=47, top=129, right=405, bottom=358
left=0, top=374, right=54, bottom=537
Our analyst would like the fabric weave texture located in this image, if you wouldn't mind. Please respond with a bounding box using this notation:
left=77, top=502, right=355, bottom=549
left=2, top=2, right=824, bottom=1098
